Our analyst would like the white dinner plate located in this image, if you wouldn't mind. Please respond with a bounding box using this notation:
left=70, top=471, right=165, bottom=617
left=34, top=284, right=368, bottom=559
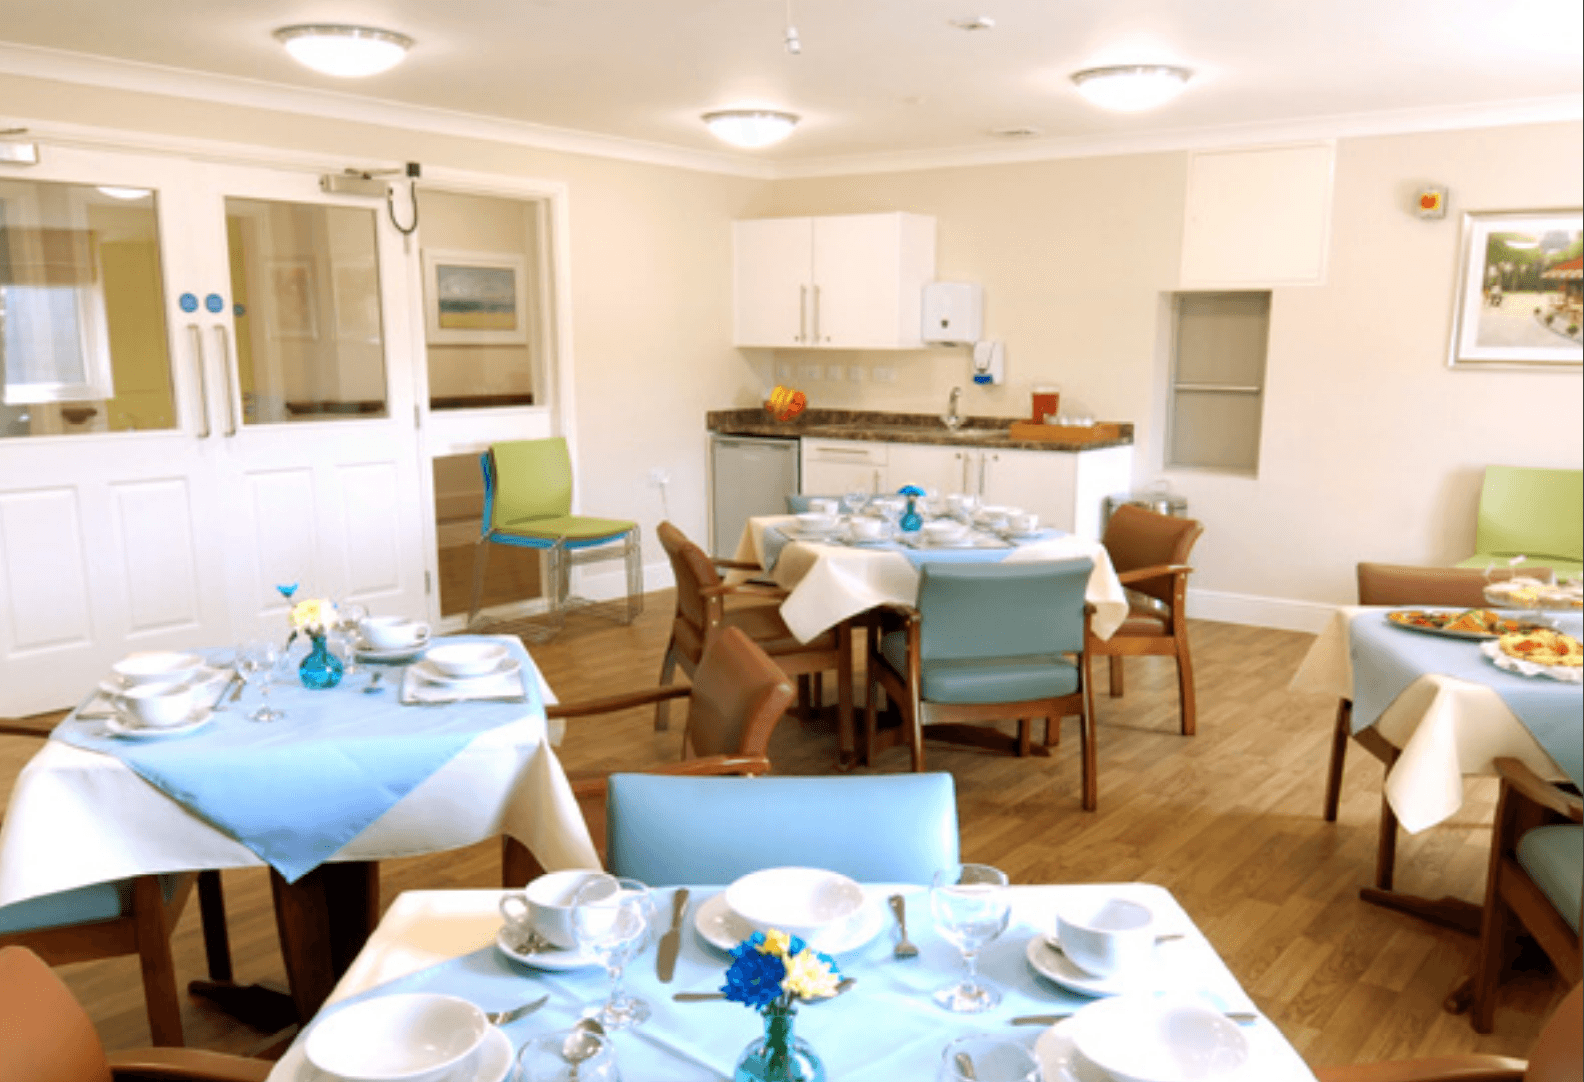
left=693, top=890, right=887, bottom=956
left=296, top=1024, right=512, bottom=1082
left=411, top=657, right=521, bottom=687
left=1034, top=1020, right=1108, bottom=1082
left=494, top=928, right=603, bottom=971
left=1025, top=934, right=1164, bottom=997
left=104, top=709, right=215, bottom=740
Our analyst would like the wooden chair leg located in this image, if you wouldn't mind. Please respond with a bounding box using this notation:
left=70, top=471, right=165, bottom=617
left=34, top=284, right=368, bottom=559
left=1017, top=719, right=1031, bottom=757
left=131, top=876, right=183, bottom=1047
left=1375, top=791, right=1399, bottom=892
left=1175, top=641, right=1196, bottom=736
left=653, top=641, right=679, bottom=732
left=862, top=673, right=879, bottom=769
left=1323, top=699, right=1352, bottom=822
left=1080, top=660, right=1098, bottom=811
left=836, top=623, right=854, bottom=768
left=1471, top=877, right=1511, bottom=1034
left=1108, top=654, right=1124, bottom=698
left=1044, top=714, right=1060, bottom=747
left=502, top=835, right=547, bottom=888
left=196, top=870, right=233, bottom=983
left=797, top=675, right=813, bottom=719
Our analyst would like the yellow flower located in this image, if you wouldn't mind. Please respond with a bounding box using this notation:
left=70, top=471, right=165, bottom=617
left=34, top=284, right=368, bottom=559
left=290, top=598, right=336, bottom=633
left=757, top=929, right=793, bottom=959
left=782, top=948, right=839, bottom=999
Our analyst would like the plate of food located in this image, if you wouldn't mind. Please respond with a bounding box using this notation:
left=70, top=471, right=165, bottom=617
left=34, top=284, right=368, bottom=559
left=1481, top=628, right=1583, bottom=683
left=1385, top=608, right=1545, bottom=640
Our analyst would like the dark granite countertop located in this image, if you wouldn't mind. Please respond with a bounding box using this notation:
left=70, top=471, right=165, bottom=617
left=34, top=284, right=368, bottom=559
left=706, top=408, right=1134, bottom=452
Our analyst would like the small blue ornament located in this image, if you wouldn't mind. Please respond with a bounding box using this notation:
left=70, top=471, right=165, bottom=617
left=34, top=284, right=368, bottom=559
left=179, top=293, right=199, bottom=313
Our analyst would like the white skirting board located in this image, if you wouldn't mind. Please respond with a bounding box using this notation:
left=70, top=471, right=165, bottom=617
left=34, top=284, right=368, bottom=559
left=1185, top=587, right=1336, bottom=634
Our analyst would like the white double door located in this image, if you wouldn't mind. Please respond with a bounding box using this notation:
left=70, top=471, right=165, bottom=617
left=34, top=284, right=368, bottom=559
left=0, top=146, right=430, bottom=715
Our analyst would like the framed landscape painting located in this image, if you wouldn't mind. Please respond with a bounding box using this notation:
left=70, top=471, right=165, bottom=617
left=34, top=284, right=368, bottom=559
left=423, top=249, right=530, bottom=346
left=1448, top=209, right=1582, bottom=369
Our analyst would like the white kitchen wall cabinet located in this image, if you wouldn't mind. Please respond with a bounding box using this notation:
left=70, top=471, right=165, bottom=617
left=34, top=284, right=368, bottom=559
left=733, top=213, right=936, bottom=349
left=800, top=439, right=890, bottom=496
left=886, top=443, right=970, bottom=498
left=1179, top=142, right=1335, bottom=288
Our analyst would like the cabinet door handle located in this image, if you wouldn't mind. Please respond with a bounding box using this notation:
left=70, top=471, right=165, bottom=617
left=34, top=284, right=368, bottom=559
left=213, top=325, right=239, bottom=437
left=818, top=447, right=871, bottom=456
left=977, top=452, right=987, bottom=495
left=798, top=285, right=808, bottom=343
left=872, top=468, right=880, bottom=493
left=812, top=285, right=823, bottom=342
left=960, top=452, right=969, bottom=493
left=187, top=324, right=212, bottom=439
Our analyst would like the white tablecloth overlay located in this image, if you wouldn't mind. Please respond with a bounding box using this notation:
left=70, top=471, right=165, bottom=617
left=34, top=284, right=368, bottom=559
left=0, top=660, right=599, bottom=908
left=734, top=516, right=1130, bottom=644
left=266, top=885, right=1316, bottom=1082
left=1289, top=606, right=1567, bottom=834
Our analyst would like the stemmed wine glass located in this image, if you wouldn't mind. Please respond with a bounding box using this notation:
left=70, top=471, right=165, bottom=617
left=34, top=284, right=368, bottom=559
left=842, top=489, right=870, bottom=516
left=236, top=639, right=285, bottom=722
left=571, top=875, right=655, bottom=1031
left=939, top=1035, right=1040, bottom=1082
left=930, top=863, right=1011, bottom=1013
left=331, top=600, right=369, bottom=679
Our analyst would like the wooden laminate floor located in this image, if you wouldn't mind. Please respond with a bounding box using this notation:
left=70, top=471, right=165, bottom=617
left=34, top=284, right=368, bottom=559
left=0, top=593, right=1568, bottom=1067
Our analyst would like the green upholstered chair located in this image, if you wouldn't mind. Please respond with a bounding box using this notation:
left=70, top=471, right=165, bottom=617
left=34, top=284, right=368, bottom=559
left=1456, top=466, right=1583, bottom=578
left=865, top=559, right=1098, bottom=809
left=468, top=438, right=642, bottom=638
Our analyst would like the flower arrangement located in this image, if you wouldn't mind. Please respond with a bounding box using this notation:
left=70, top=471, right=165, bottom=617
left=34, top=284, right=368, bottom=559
left=288, top=598, right=344, bottom=689
left=725, top=929, right=839, bottom=1082
left=289, top=598, right=338, bottom=637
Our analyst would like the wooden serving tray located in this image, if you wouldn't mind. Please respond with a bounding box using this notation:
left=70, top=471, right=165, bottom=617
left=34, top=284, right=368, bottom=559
left=1008, top=421, right=1123, bottom=443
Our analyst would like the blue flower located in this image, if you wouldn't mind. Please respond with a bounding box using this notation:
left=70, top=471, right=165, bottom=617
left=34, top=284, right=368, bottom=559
left=898, top=485, right=925, bottom=497
left=723, top=942, right=787, bottom=1009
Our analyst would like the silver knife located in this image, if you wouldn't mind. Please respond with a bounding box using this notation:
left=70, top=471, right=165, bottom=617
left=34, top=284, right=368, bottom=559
left=656, top=887, right=689, bottom=982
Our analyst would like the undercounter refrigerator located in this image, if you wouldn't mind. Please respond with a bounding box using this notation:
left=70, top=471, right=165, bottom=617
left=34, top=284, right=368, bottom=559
left=710, top=434, right=800, bottom=557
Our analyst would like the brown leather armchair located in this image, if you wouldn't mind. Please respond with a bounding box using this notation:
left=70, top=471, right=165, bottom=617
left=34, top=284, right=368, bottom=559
left=0, top=945, right=270, bottom=1082
left=1087, top=504, right=1204, bottom=735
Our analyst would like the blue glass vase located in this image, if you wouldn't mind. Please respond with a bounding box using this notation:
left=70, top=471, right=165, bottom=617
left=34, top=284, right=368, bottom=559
left=299, top=633, right=343, bottom=689
left=900, top=494, right=923, bottom=533
left=734, top=1005, right=825, bottom=1082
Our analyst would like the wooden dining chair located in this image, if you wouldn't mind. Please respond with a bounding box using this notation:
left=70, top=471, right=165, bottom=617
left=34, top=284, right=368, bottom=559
left=1086, top=503, right=1204, bottom=735
left=1322, top=562, right=1517, bottom=898
left=652, top=521, right=853, bottom=755
left=0, top=945, right=270, bottom=1082
left=1468, top=757, right=1582, bottom=1034
left=1314, top=980, right=1580, bottom=1082
left=865, top=559, right=1098, bottom=809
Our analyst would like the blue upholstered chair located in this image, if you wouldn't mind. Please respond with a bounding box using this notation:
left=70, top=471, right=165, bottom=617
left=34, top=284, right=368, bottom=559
left=604, top=773, right=960, bottom=886
left=1470, top=757, right=1581, bottom=1033
left=866, top=560, right=1098, bottom=809
left=1455, top=465, right=1583, bottom=578
left=467, top=438, right=642, bottom=639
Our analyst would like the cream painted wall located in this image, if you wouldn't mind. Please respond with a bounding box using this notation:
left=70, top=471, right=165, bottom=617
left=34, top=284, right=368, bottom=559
left=748, top=123, right=1584, bottom=613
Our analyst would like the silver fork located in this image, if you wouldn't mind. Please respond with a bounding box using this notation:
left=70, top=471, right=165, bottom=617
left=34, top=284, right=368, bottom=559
left=889, top=893, right=919, bottom=959
left=486, top=993, right=549, bottom=1025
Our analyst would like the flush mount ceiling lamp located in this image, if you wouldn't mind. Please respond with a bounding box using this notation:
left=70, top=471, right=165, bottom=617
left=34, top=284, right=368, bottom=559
left=274, top=25, right=414, bottom=78
left=702, top=110, right=800, bottom=149
left=1070, top=64, right=1192, bottom=112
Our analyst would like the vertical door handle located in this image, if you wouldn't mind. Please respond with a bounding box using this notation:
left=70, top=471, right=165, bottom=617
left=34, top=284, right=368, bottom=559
left=187, top=324, right=212, bottom=439
left=213, top=325, right=239, bottom=437
left=872, top=467, right=880, bottom=493
left=798, top=285, right=808, bottom=343
left=977, top=452, right=988, bottom=496
left=959, top=452, right=969, bottom=493
left=812, top=285, right=823, bottom=342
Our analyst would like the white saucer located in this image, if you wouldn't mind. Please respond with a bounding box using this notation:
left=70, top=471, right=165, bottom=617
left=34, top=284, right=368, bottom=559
left=1025, top=934, right=1162, bottom=997
left=411, top=657, right=521, bottom=686
left=792, top=530, right=838, bottom=542
left=104, top=709, right=215, bottom=740
left=1004, top=531, right=1046, bottom=542
left=297, top=1022, right=511, bottom=1082
left=693, top=890, right=887, bottom=956
left=495, top=928, right=603, bottom=971
left=354, top=639, right=429, bottom=663
left=1034, top=1020, right=1109, bottom=1082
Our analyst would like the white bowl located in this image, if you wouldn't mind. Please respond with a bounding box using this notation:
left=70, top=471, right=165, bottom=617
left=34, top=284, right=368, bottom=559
left=304, top=993, right=489, bottom=1082
left=359, top=616, right=431, bottom=651
left=425, top=641, right=509, bottom=678
left=1069, top=994, right=1250, bottom=1082
left=724, top=867, right=866, bottom=941
left=922, top=519, right=967, bottom=542
left=1057, top=896, right=1156, bottom=977
left=113, top=681, right=197, bottom=729
left=112, top=651, right=203, bottom=686
left=795, top=512, right=839, bottom=535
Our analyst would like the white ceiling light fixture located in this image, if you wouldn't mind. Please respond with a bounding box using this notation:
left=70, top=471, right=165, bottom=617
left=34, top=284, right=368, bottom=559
left=97, top=186, right=152, bottom=201
left=274, top=25, right=414, bottom=78
left=1071, top=64, right=1192, bottom=112
left=702, top=110, right=800, bottom=149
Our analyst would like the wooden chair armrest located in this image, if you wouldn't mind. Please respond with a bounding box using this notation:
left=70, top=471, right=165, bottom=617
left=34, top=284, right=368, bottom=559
left=1116, top=564, right=1192, bottom=585
left=647, top=754, right=774, bottom=777
left=1312, top=1055, right=1527, bottom=1082
left=547, top=684, right=693, bottom=719
left=1494, top=757, right=1584, bottom=822
left=109, top=1048, right=273, bottom=1082
left=0, top=721, right=52, bottom=738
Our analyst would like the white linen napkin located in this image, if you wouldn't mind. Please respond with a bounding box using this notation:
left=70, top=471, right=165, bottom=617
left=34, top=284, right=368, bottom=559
left=399, top=666, right=528, bottom=704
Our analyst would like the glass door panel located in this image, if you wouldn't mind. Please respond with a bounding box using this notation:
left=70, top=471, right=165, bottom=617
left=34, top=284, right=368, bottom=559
left=0, top=178, right=174, bottom=438
left=223, top=197, right=388, bottom=425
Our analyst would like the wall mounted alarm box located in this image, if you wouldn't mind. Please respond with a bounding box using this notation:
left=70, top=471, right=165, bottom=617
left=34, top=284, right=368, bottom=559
left=922, top=282, right=983, bottom=345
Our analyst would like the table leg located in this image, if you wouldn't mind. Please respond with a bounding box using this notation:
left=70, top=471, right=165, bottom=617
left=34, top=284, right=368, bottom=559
left=502, top=835, right=548, bottom=888
left=270, top=861, right=380, bottom=1022
left=1358, top=889, right=1483, bottom=935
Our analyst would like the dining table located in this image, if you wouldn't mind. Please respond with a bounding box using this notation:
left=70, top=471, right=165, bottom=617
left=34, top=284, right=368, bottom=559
left=1290, top=605, right=1582, bottom=930
left=264, top=882, right=1318, bottom=1081
left=0, top=634, right=599, bottom=1022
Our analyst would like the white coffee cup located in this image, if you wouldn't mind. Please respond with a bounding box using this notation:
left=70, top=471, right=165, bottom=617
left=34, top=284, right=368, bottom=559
left=114, top=681, right=197, bottom=729
left=1057, top=897, right=1156, bottom=978
left=358, top=616, right=431, bottom=651
left=851, top=518, right=889, bottom=541
left=500, top=869, right=605, bottom=950
left=1009, top=512, right=1040, bottom=534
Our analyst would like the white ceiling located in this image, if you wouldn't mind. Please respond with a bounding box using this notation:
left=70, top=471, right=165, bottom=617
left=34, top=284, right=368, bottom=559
left=1, top=0, right=1580, bottom=173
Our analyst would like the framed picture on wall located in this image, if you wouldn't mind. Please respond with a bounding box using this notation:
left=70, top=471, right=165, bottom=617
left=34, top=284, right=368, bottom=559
left=266, top=259, right=320, bottom=341
left=1448, top=209, right=1582, bottom=368
left=422, top=249, right=530, bottom=346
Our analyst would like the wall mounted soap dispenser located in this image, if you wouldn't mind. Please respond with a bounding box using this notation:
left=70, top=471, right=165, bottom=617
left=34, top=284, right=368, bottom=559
left=971, top=341, right=1004, bottom=385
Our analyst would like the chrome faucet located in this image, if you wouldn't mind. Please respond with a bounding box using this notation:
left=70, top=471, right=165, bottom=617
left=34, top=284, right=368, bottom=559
left=943, top=386, right=963, bottom=430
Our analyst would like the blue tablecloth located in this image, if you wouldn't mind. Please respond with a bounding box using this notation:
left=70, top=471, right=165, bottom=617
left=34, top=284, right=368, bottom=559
left=761, top=524, right=1066, bottom=573
left=51, top=635, right=545, bottom=882
left=273, top=884, right=1313, bottom=1082
left=1348, top=611, right=1583, bottom=787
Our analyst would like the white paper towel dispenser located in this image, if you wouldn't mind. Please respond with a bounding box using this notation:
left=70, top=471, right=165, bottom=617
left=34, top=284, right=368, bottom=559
left=922, top=282, right=982, bottom=344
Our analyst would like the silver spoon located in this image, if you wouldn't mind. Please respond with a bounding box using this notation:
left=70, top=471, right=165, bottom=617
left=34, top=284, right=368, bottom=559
left=363, top=670, right=385, bottom=694
left=955, top=1052, right=978, bottom=1080
left=563, top=1017, right=606, bottom=1078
